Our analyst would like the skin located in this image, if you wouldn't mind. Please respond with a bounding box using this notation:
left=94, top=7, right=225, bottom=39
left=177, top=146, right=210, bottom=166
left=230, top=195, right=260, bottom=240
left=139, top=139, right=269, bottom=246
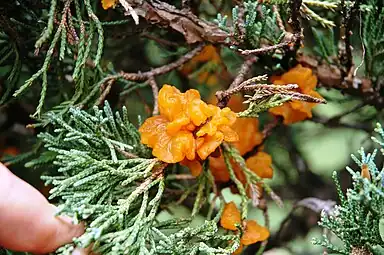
left=0, top=163, right=87, bottom=254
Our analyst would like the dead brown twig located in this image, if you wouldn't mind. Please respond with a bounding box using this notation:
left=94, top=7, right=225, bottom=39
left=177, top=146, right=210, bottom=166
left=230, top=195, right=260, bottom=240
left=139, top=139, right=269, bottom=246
left=119, top=44, right=204, bottom=81
left=298, top=55, right=384, bottom=109
left=97, top=79, right=114, bottom=106
left=254, top=199, right=270, bottom=254
left=216, top=56, right=257, bottom=108
left=216, top=68, right=326, bottom=111
left=98, top=44, right=204, bottom=114
left=239, top=42, right=291, bottom=56
left=148, top=77, right=159, bottom=115
left=339, top=0, right=362, bottom=76
left=273, top=5, right=285, bottom=31
left=289, top=0, right=303, bottom=48
left=141, top=32, right=180, bottom=47
left=127, top=0, right=232, bottom=44
left=243, top=83, right=326, bottom=104
left=238, top=32, right=301, bottom=56
left=234, top=0, right=246, bottom=43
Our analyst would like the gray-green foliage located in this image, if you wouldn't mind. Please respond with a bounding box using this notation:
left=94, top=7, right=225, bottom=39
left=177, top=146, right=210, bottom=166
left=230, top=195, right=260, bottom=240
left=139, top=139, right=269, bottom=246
left=34, top=102, right=239, bottom=255
left=363, top=0, right=384, bottom=79
left=0, top=32, right=21, bottom=105
left=313, top=123, right=384, bottom=254
left=243, top=1, right=284, bottom=48
left=215, top=1, right=285, bottom=49
left=11, top=0, right=106, bottom=119
left=311, top=27, right=337, bottom=62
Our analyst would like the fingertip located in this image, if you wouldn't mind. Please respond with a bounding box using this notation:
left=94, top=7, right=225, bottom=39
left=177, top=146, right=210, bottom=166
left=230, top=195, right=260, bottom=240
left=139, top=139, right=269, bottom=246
left=32, top=210, right=85, bottom=254
left=0, top=163, right=85, bottom=254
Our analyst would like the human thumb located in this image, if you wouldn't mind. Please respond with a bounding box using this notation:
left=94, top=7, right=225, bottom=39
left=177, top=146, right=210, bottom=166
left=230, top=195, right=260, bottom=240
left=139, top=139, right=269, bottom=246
left=0, top=163, right=84, bottom=254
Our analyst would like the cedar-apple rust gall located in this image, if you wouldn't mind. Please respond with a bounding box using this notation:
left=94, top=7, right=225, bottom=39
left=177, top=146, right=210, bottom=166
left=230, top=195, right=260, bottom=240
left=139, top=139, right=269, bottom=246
left=138, top=85, right=239, bottom=176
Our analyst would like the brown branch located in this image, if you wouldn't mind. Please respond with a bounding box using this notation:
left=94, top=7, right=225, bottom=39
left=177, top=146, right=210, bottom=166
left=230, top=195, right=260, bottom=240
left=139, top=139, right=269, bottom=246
left=233, top=1, right=246, bottom=42
left=239, top=32, right=301, bottom=56
left=339, top=0, right=361, bottom=75
left=96, top=79, right=114, bottom=106
left=298, top=55, right=384, bottom=109
left=288, top=0, right=303, bottom=50
left=152, top=162, right=168, bottom=179
left=66, top=10, right=79, bottom=44
left=120, top=43, right=204, bottom=81
left=273, top=5, right=285, bottom=31
left=238, top=41, right=290, bottom=56
left=262, top=117, right=280, bottom=138
left=289, top=0, right=302, bottom=34
left=228, top=57, right=258, bottom=91
left=127, top=0, right=232, bottom=44
left=215, top=56, right=257, bottom=108
left=95, top=44, right=203, bottom=115
left=130, top=162, right=166, bottom=200
left=148, top=77, right=159, bottom=115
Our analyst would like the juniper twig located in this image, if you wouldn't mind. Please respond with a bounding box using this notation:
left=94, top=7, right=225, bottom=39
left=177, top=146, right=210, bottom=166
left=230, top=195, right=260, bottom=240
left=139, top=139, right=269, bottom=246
left=148, top=77, right=159, bottom=115
left=272, top=5, right=285, bottom=31
left=82, top=44, right=204, bottom=107
left=238, top=41, right=291, bottom=56
left=120, top=44, right=205, bottom=81
left=96, top=79, right=114, bottom=106
left=216, top=56, right=257, bottom=108
left=289, top=0, right=303, bottom=49
left=255, top=199, right=270, bottom=255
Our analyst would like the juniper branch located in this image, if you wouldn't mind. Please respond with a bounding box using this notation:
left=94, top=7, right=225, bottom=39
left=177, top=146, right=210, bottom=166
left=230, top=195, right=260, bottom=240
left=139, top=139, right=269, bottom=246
left=216, top=56, right=257, bottom=108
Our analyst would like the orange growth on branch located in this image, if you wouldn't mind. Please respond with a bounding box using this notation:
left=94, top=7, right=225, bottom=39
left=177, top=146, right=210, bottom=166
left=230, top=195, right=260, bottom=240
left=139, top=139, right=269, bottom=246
left=269, top=64, right=324, bottom=124
left=139, top=85, right=238, bottom=174
left=220, top=202, right=270, bottom=254
left=207, top=96, right=273, bottom=185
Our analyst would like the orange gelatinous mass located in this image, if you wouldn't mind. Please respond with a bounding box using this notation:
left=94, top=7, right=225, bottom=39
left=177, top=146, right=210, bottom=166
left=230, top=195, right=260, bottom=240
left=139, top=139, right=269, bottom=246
left=181, top=159, right=203, bottom=177
left=139, top=85, right=238, bottom=166
left=269, top=64, right=324, bottom=125
left=233, top=243, right=244, bottom=255
left=139, top=115, right=196, bottom=163
left=220, top=202, right=270, bottom=251
left=361, top=164, right=371, bottom=181
left=180, top=45, right=230, bottom=87
left=220, top=202, right=241, bottom=231
left=209, top=155, right=231, bottom=182
left=206, top=95, right=272, bottom=184
left=240, top=220, right=270, bottom=245
left=209, top=95, right=263, bottom=155
left=209, top=151, right=273, bottom=184
left=246, top=152, right=273, bottom=179
left=101, top=0, right=117, bottom=9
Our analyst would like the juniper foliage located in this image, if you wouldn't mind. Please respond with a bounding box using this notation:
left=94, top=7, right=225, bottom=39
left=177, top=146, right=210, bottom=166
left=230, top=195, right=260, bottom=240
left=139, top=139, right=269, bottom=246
left=363, top=0, right=384, bottom=80
left=215, top=1, right=285, bottom=48
left=313, top=123, right=384, bottom=254
left=28, top=102, right=242, bottom=255
left=1, top=0, right=383, bottom=254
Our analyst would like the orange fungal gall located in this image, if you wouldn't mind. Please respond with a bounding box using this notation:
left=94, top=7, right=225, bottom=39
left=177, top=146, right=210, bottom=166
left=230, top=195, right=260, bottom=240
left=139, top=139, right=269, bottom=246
left=139, top=85, right=238, bottom=171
